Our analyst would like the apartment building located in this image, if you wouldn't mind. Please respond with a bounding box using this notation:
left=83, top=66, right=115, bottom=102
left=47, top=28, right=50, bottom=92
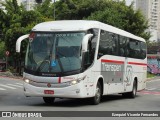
left=22, top=0, right=37, bottom=11
left=22, top=0, right=57, bottom=11
left=136, top=0, right=160, bottom=42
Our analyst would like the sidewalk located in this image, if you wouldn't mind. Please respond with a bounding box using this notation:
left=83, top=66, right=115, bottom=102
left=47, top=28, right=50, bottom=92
left=0, top=71, right=23, bottom=79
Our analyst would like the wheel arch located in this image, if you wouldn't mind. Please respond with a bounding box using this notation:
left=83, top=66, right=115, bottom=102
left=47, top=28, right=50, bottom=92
left=133, top=77, right=138, bottom=89
left=97, top=77, right=104, bottom=95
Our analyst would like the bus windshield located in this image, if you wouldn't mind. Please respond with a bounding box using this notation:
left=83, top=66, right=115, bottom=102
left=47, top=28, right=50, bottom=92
left=25, top=32, right=85, bottom=74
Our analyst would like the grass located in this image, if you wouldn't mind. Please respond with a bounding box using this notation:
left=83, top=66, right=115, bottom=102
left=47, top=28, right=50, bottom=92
left=147, top=72, right=156, bottom=78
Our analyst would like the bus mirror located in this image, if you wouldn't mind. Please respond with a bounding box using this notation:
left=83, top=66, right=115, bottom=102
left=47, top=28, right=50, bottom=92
left=82, top=34, right=93, bottom=52
left=16, top=34, right=29, bottom=53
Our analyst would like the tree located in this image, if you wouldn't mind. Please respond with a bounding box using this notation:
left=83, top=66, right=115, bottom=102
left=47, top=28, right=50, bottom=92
left=86, top=0, right=150, bottom=41
left=54, top=0, right=150, bottom=40
left=0, top=42, right=5, bottom=59
left=55, top=0, right=108, bottom=20
left=35, top=0, right=54, bottom=19
left=0, top=0, right=48, bottom=74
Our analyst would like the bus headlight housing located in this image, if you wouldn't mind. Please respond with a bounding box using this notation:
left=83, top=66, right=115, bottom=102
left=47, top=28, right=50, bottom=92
left=67, top=76, right=86, bottom=86
left=24, top=78, right=33, bottom=84
left=25, top=79, right=30, bottom=83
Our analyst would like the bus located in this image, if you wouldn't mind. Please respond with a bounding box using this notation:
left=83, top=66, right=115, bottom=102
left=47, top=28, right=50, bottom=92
left=16, top=20, right=147, bottom=105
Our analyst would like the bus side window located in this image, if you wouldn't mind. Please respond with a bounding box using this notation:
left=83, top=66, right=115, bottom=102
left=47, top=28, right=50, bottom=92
left=98, top=30, right=118, bottom=59
left=140, top=42, right=146, bottom=59
left=87, top=28, right=99, bottom=63
left=98, top=30, right=107, bottom=58
left=111, top=34, right=118, bottom=55
left=119, top=36, right=128, bottom=57
left=128, top=39, right=141, bottom=59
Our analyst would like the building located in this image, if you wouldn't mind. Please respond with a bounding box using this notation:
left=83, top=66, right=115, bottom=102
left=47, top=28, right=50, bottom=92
left=0, top=0, right=5, bottom=11
left=136, top=0, right=160, bottom=42
left=22, top=0, right=37, bottom=11
left=22, top=0, right=57, bottom=11
left=17, top=0, right=22, bottom=6
left=0, top=0, right=22, bottom=11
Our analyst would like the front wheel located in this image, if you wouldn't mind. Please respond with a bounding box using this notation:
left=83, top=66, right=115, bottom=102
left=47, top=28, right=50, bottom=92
left=43, top=97, right=55, bottom=104
left=90, top=82, right=102, bottom=105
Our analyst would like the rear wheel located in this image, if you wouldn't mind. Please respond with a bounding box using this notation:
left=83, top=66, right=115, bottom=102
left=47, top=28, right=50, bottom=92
left=43, top=97, right=55, bottom=104
left=90, top=82, right=102, bottom=105
left=122, top=81, right=137, bottom=98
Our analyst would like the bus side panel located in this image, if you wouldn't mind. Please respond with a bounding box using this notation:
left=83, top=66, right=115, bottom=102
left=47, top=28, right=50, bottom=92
left=100, top=55, right=125, bottom=94
left=124, top=58, right=147, bottom=92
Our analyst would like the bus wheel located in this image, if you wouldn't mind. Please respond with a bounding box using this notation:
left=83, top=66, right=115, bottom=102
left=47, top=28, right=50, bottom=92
left=128, top=80, right=137, bottom=98
left=91, top=82, right=101, bottom=105
left=43, top=97, right=55, bottom=104
left=122, top=81, right=137, bottom=98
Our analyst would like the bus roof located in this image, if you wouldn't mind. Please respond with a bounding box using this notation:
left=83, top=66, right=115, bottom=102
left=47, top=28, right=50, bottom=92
left=32, top=20, right=145, bottom=42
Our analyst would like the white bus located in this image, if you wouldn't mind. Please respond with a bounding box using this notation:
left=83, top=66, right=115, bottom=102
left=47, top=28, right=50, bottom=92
left=16, top=20, right=147, bottom=105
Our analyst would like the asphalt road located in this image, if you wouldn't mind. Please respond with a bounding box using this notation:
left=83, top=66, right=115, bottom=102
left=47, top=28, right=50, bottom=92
left=0, top=76, right=160, bottom=119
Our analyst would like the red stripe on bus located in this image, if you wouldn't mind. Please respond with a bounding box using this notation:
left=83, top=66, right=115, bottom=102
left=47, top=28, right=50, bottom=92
left=101, top=59, right=124, bottom=64
left=128, top=62, right=147, bottom=66
left=58, top=77, right=61, bottom=83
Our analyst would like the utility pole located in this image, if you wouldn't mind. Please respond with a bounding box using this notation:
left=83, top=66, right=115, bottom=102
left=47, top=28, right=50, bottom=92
left=54, top=0, right=56, bottom=20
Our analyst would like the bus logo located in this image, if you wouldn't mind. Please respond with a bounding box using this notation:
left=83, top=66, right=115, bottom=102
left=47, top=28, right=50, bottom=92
left=47, top=83, right=51, bottom=87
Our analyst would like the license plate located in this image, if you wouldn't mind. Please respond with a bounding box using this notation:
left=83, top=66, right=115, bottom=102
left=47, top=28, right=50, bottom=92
left=44, top=90, right=54, bottom=94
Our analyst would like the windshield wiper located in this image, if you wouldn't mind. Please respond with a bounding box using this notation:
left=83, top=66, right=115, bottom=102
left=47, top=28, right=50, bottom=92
left=56, top=53, right=64, bottom=73
left=36, top=55, right=50, bottom=72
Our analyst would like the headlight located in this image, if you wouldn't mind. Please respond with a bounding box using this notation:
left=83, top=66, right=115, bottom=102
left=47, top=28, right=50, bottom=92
left=25, top=79, right=30, bottom=83
left=66, top=76, right=86, bottom=86
left=23, top=78, right=33, bottom=84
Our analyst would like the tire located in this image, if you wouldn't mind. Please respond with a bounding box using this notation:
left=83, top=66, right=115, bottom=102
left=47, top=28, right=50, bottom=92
left=122, top=81, right=137, bottom=98
left=43, top=97, right=55, bottom=104
left=90, top=82, right=102, bottom=105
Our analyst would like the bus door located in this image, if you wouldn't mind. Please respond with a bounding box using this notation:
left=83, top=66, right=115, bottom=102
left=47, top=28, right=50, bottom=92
left=123, top=39, right=139, bottom=92
left=99, top=32, right=124, bottom=94
left=119, top=36, right=131, bottom=92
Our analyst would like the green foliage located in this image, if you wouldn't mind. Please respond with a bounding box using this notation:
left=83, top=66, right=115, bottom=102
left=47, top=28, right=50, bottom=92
left=0, top=41, right=5, bottom=58
left=0, top=0, right=151, bottom=73
left=0, top=0, right=49, bottom=71
left=147, top=72, right=156, bottom=78
left=53, top=0, right=151, bottom=40
left=86, top=0, right=150, bottom=41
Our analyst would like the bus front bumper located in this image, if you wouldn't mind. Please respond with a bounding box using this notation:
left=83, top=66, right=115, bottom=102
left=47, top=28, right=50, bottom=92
left=23, top=82, right=87, bottom=98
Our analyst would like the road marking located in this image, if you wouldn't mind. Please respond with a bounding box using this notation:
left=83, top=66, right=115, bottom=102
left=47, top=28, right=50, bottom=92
left=15, top=83, right=23, bottom=85
left=0, top=88, right=6, bottom=90
left=7, top=84, right=23, bottom=88
left=138, top=90, right=160, bottom=95
left=0, top=84, right=16, bottom=89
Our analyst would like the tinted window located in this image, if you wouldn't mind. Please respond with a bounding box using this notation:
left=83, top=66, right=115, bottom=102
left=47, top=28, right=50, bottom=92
left=126, top=39, right=146, bottom=59
left=140, top=42, right=147, bottom=59
left=98, top=30, right=118, bottom=58
left=97, top=30, right=146, bottom=60
left=119, top=36, right=129, bottom=57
